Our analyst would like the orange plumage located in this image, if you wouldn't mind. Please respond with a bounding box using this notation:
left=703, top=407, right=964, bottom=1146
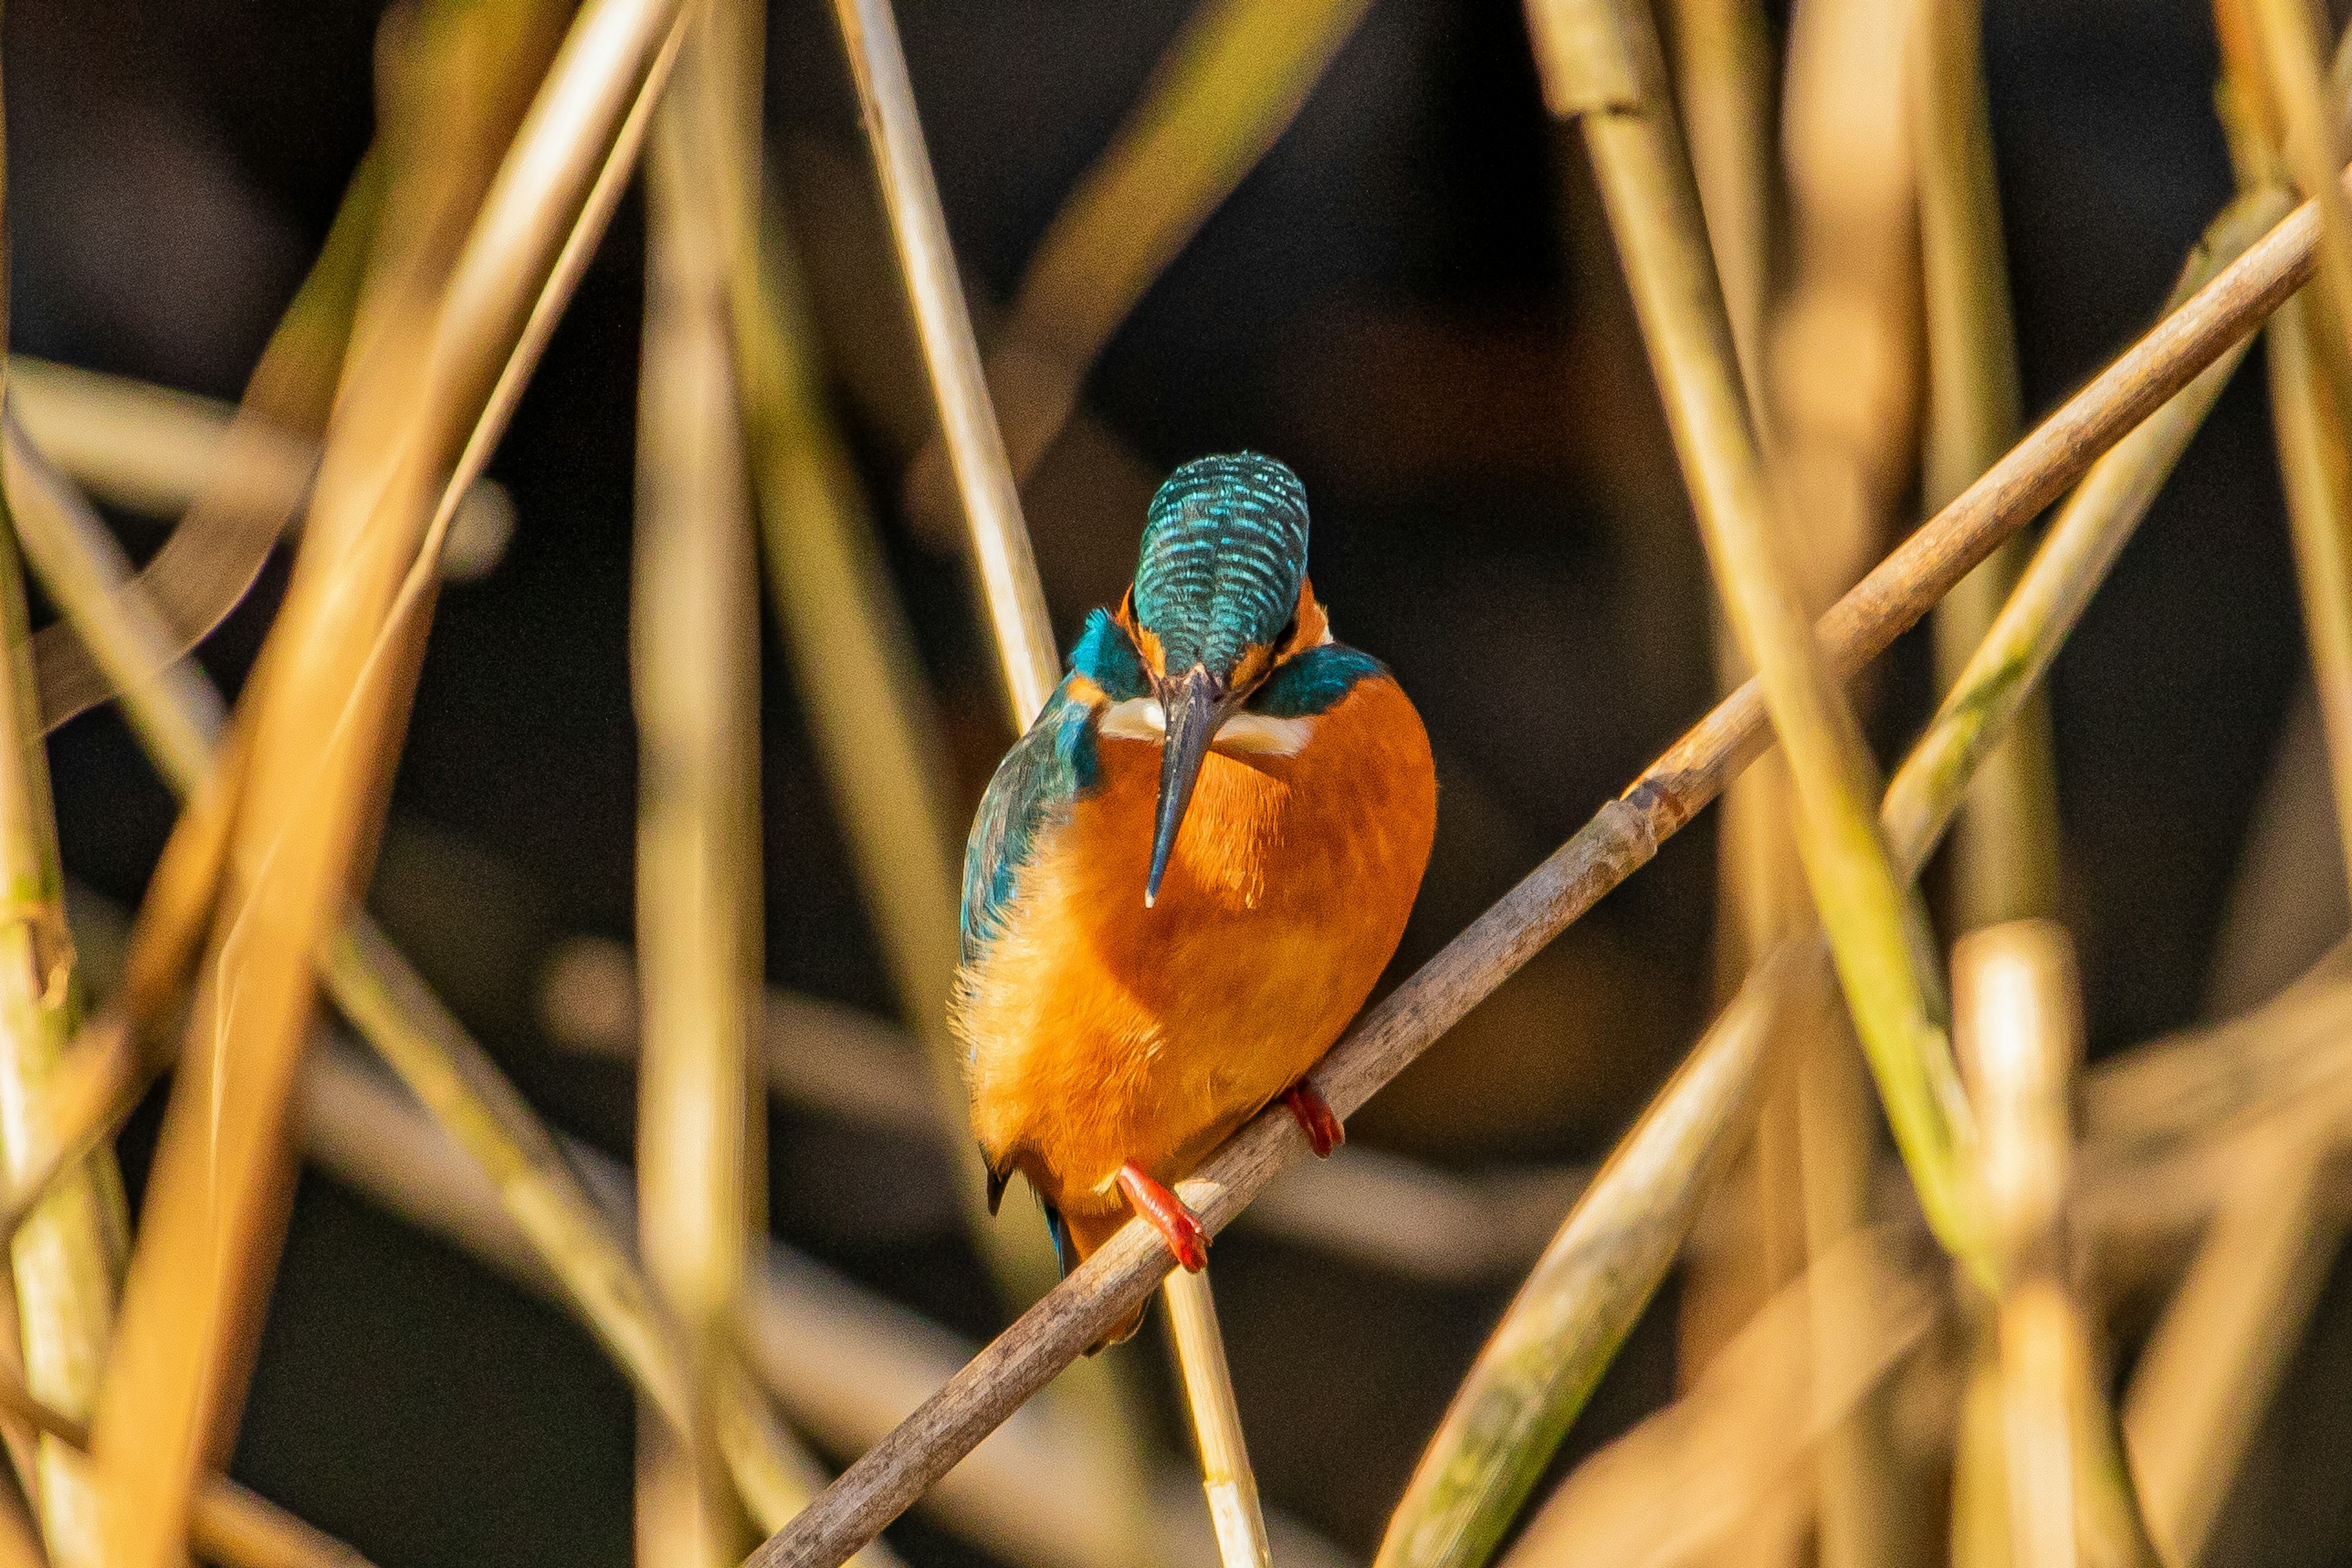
left=956, top=670, right=1435, bottom=1264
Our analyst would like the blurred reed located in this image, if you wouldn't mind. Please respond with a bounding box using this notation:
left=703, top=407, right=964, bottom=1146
left=1914, top=0, right=2060, bottom=933
left=537, top=935, right=1590, bottom=1284
left=72, top=0, right=730, bottom=1556
left=24, top=145, right=382, bottom=735
left=632, top=0, right=785, bottom=1555
left=1494, top=1229, right=1939, bottom=1568
left=1952, top=923, right=2152, bottom=1568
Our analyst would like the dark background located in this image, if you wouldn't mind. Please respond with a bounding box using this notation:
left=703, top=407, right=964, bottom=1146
left=6, top=0, right=2345, bottom=1563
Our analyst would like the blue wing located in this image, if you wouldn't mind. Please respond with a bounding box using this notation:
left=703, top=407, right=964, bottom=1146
left=959, top=610, right=1148, bottom=965
left=959, top=680, right=1101, bottom=966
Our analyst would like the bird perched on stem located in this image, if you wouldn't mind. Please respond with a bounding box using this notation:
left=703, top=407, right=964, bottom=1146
left=953, top=453, right=1437, bottom=1342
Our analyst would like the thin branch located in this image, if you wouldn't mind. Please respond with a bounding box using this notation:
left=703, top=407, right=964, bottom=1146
left=828, top=0, right=1054, bottom=726
left=742, top=136, right=2327, bottom=1568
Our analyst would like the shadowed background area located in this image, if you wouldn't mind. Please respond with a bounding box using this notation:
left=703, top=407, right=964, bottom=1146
left=4, top=0, right=2345, bottom=1564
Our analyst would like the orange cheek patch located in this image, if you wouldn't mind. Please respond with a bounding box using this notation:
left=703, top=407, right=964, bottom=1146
left=1229, top=643, right=1275, bottom=689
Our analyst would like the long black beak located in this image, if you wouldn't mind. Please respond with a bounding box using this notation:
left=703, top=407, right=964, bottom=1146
left=1146, top=666, right=1223, bottom=907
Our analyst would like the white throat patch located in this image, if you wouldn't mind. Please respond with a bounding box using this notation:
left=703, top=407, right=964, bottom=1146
left=1097, top=696, right=1314, bottom=758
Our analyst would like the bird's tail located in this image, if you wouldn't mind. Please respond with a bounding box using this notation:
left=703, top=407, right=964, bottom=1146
left=1051, top=1201, right=1150, bottom=1351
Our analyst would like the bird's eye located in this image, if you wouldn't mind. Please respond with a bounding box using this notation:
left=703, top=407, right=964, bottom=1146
left=1272, top=612, right=1300, bottom=654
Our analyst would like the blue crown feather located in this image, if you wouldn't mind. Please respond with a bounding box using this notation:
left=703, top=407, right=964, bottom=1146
left=1133, top=454, right=1310, bottom=676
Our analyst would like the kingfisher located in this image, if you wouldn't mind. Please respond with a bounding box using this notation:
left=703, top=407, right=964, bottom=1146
left=952, top=453, right=1437, bottom=1341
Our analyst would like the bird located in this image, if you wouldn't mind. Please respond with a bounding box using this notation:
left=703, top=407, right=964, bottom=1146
left=952, top=452, right=1437, bottom=1342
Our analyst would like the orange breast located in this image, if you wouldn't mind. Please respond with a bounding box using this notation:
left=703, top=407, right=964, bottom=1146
left=957, top=674, right=1436, bottom=1260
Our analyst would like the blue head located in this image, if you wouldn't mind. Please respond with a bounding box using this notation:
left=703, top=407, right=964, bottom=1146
left=1131, top=454, right=1310, bottom=682
left=1113, top=454, right=1317, bottom=904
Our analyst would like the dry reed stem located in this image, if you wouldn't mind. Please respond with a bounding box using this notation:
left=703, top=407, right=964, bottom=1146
left=903, top=0, right=1373, bottom=537
left=85, top=1, right=685, bottom=1556
left=1770, top=0, right=1920, bottom=617
left=1952, top=925, right=2083, bottom=1568
left=744, top=135, right=2339, bottom=1568
left=7, top=358, right=513, bottom=582
left=2260, top=207, right=2352, bottom=904
left=829, top=0, right=1052, bottom=729
left=2267, top=300, right=2352, bottom=885
left=1540, top=0, right=1983, bottom=1278
left=1659, top=20, right=1811, bottom=1543
left=1493, top=1229, right=1939, bottom=1568
left=1914, top=0, right=2060, bottom=932
left=633, top=2, right=774, bottom=1552
left=1161, top=1272, right=1270, bottom=1568
left=1662, top=0, right=1773, bottom=410
left=6, top=344, right=851, bottom=1553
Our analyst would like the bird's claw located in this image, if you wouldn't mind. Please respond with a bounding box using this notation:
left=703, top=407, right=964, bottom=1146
left=1117, top=1161, right=1209, bottom=1272
left=1283, top=1081, right=1344, bottom=1158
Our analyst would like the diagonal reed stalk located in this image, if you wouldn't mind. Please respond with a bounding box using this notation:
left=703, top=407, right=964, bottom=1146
left=825, top=0, right=1270, bottom=1560
left=1915, top=0, right=2061, bottom=932
left=827, top=0, right=1049, bottom=731
left=902, top=0, right=1373, bottom=538
left=78, top=1, right=725, bottom=1558
left=1532, top=0, right=1983, bottom=1272
left=632, top=0, right=775, bottom=1556
left=1373, top=178, right=2280, bottom=1568
left=744, top=106, right=2330, bottom=1568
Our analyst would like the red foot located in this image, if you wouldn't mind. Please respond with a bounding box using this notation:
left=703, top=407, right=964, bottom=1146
left=1116, top=1161, right=1208, bottom=1271
left=1284, top=1080, right=1345, bottom=1158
